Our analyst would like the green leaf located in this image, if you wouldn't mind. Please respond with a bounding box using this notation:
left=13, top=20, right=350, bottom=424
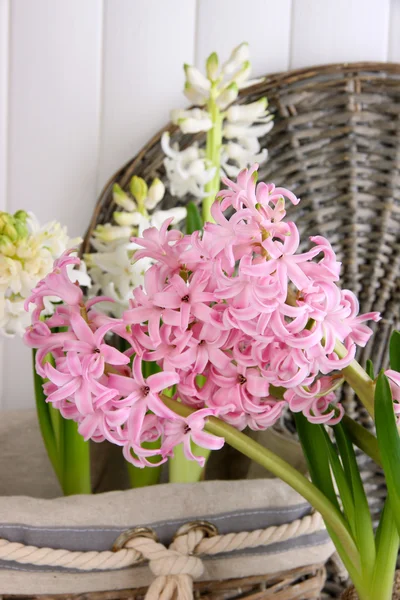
left=366, top=359, right=375, bottom=380
left=32, top=350, right=62, bottom=485
left=186, top=202, right=203, bottom=234
left=62, top=419, right=91, bottom=495
left=334, top=423, right=376, bottom=575
left=390, top=331, right=400, bottom=372
left=293, top=412, right=341, bottom=513
left=371, top=499, right=399, bottom=599
left=375, top=371, right=400, bottom=536
left=288, top=413, right=362, bottom=579
left=320, top=427, right=355, bottom=535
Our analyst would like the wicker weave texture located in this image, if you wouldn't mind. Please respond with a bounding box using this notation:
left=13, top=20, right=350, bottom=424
left=1, top=564, right=326, bottom=600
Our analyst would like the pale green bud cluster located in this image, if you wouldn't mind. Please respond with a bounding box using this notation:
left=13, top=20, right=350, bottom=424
left=0, top=210, right=29, bottom=257
left=113, top=176, right=165, bottom=221
left=182, top=42, right=254, bottom=111
left=92, top=176, right=167, bottom=243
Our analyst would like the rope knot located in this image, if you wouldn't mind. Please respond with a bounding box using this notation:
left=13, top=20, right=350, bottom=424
left=119, top=521, right=218, bottom=600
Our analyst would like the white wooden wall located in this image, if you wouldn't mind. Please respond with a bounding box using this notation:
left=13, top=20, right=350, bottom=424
left=0, top=0, right=399, bottom=410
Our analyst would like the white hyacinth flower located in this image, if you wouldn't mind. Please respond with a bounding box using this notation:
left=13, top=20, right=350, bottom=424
left=231, top=60, right=252, bottom=86
left=113, top=185, right=137, bottom=212
left=113, top=211, right=144, bottom=227
left=221, top=42, right=250, bottom=76
left=216, top=83, right=239, bottom=109
left=184, top=64, right=211, bottom=95
left=226, top=99, right=271, bottom=124
left=86, top=242, right=153, bottom=315
left=162, top=132, right=215, bottom=198
left=86, top=174, right=187, bottom=315
left=150, top=207, right=187, bottom=229
left=0, top=210, right=89, bottom=337
left=171, top=108, right=212, bottom=134
left=164, top=42, right=272, bottom=201
left=183, top=82, right=208, bottom=106
left=146, top=179, right=165, bottom=210
left=223, top=121, right=274, bottom=141
left=0, top=296, right=30, bottom=337
left=93, top=223, right=133, bottom=244
left=221, top=142, right=268, bottom=177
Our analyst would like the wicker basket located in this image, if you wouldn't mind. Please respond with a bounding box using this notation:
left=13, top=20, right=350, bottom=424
left=81, top=61, right=400, bottom=597
left=4, top=565, right=326, bottom=600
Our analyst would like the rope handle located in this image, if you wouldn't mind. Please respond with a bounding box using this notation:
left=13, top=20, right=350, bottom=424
left=0, top=511, right=325, bottom=600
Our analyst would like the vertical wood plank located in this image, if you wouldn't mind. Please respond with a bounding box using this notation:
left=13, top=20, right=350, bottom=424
left=290, top=0, right=390, bottom=68
left=97, top=0, right=197, bottom=191
left=388, top=0, right=400, bottom=61
left=195, top=0, right=292, bottom=77
left=0, top=0, right=8, bottom=215
left=0, top=0, right=9, bottom=410
left=4, top=0, right=103, bottom=410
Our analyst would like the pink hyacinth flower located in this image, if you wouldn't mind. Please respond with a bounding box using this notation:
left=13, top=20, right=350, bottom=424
left=108, top=356, right=179, bottom=445
left=162, top=409, right=224, bottom=467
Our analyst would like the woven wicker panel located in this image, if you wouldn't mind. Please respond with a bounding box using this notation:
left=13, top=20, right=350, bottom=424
left=83, top=63, right=400, bottom=425
left=3, top=564, right=326, bottom=600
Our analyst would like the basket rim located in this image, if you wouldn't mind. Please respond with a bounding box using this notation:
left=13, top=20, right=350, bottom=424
left=83, top=60, right=400, bottom=252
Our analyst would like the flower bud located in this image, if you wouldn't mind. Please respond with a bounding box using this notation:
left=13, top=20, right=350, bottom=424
left=113, top=211, right=142, bottom=227
left=0, top=212, right=8, bottom=228
left=216, top=82, right=238, bottom=109
left=184, top=64, right=211, bottom=93
left=129, top=176, right=148, bottom=208
left=150, top=207, right=187, bottom=229
left=178, top=117, right=213, bottom=134
left=170, top=108, right=187, bottom=123
left=232, top=60, right=251, bottom=85
left=226, top=98, right=268, bottom=123
left=206, top=52, right=219, bottom=80
left=172, top=107, right=210, bottom=123
left=13, top=219, right=29, bottom=239
left=230, top=42, right=250, bottom=65
left=146, top=178, right=165, bottom=210
left=222, top=42, right=250, bottom=76
left=0, top=234, right=15, bottom=256
left=0, top=213, right=18, bottom=241
left=113, top=183, right=136, bottom=212
left=3, top=223, right=18, bottom=242
left=13, top=210, right=28, bottom=222
left=93, top=223, right=132, bottom=242
left=183, top=82, right=207, bottom=106
left=223, top=121, right=273, bottom=140
left=172, top=108, right=212, bottom=134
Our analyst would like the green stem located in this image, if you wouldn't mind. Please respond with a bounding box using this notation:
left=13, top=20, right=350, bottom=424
left=62, top=419, right=91, bottom=495
left=127, top=462, right=161, bottom=487
left=169, top=442, right=210, bottom=483
left=335, top=341, right=375, bottom=418
left=127, top=439, right=162, bottom=488
left=341, top=414, right=381, bottom=467
left=161, top=395, right=361, bottom=571
left=203, top=86, right=223, bottom=223
left=371, top=500, right=399, bottom=600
